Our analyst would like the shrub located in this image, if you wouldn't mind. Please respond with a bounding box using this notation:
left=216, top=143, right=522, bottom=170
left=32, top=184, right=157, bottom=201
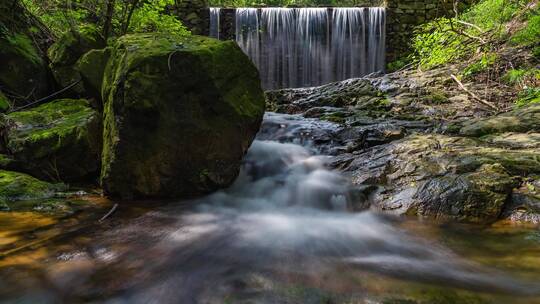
left=463, top=53, right=498, bottom=78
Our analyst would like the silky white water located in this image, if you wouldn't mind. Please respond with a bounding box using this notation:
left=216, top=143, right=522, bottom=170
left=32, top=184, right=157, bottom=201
left=212, top=7, right=386, bottom=89
left=2, top=113, right=538, bottom=303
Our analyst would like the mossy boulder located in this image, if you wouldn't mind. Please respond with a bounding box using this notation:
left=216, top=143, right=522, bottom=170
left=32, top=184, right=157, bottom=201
left=0, top=1, right=52, bottom=102
left=47, top=26, right=106, bottom=94
left=0, top=170, right=65, bottom=210
left=2, top=99, right=102, bottom=182
left=76, top=47, right=111, bottom=105
left=101, top=33, right=265, bottom=199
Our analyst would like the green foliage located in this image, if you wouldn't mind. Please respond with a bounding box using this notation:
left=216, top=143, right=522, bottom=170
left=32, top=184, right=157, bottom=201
left=511, top=13, right=540, bottom=46
left=410, top=18, right=467, bottom=69
left=503, top=68, right=528, bottom=84
left=386, top=58, right=411, bottom=72
left=463, top=53, right=498, bottom=78
left=21, top=0, right=189, bottom=38
left=22, top=0, right=90, bottom=36
left=502, top=68, right=540, bottom=85
left=410, top=0, right=529, bottom=69
left=128, top=1, right=189, bottom=36
left=516, top=87, right=540, bottom=107
left=209, top=0, right=365, bottom=7
left=462, top=0, right=527, bottom=37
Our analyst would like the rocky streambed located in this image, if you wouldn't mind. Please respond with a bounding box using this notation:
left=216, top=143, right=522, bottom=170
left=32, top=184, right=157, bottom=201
left=266, top=71, right=540, bottom=224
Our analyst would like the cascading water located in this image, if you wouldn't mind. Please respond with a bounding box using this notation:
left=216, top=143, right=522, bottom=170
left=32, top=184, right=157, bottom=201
left=1, top=112, right=539, bottom=303
left=209, top=7, right=220, bottom=39
left=213, top=7, right=386, bottom=90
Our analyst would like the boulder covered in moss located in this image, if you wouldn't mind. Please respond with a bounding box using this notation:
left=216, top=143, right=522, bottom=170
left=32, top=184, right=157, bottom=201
left=0, top=170, right=65, bottom=210
left=101, top=34, right=265, bottom=199
left=1, top=99, right=102, bottom=182
left=76, top=47, right=111, bottom=105
left=0, top=1, right=52, bottom=103
left=47, top=26, right=106, bottom=94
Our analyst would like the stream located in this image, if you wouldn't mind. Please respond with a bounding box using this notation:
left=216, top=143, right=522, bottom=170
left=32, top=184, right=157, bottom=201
left=1, top=113, right=540, bottom=303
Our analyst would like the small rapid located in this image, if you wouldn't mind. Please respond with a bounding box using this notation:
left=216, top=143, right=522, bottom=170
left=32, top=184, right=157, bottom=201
left=1, top=113, right=539, bottom=303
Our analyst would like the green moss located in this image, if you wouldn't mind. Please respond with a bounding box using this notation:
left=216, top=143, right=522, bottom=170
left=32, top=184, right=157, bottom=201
left=0, top=170, right=65, bottom=207
left=0, top=33, right=41, bottom=64
left=5, top=99, right=102, bottom=182
left=101, top=33, right=264, bottom=198
left=0, top=31, right=50, bottom=100
left=76, top=47, right=112, bottom=103
left=47, top=25, right=105, bottom=65
left=47, top=25, right=106, bottom=90
left=460, top=103, right=540, bottom=136
left=0, top=90, right=10, bottom=112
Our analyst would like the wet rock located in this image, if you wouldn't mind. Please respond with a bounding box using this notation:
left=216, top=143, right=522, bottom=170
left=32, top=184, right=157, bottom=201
left=47, top=26, right=106, bottom=94
left=101, top=34, right=265, bottom=199
left=460, top=103, right=540, bottom=136
left=502, top=177, right=540, bottom=224
left=266, top=78, right=386, bottom=114
left=1, top=99, right=102, bottom=182
left=0, top=170, right=65, bottom=210
left=334, top=134, right=539, bottom=223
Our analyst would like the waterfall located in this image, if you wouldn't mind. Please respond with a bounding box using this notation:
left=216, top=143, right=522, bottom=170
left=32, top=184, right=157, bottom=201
left=235, top=8, right=260, bottom=70
left=217, top=7, right=386, bottom=90
left=210, top=7, right=220, bottom=39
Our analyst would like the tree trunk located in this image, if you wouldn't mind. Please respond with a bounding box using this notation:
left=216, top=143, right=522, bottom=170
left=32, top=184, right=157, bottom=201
left=102, top=0, right=116, bottom=40
left=121, top=0, right=140, bottom=35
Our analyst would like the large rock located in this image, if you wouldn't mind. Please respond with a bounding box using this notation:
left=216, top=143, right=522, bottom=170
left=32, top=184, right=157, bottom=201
left=101, top=34, right=265, bottom=199
left=333, top=133, right=538, bottom=223
left=1, top=99, right=102, bottom=182
left=76, top=47, right=111, bottom=105
left=47, top=26, right=106, bottom=94
left=0, top=1, right=52, bottom=102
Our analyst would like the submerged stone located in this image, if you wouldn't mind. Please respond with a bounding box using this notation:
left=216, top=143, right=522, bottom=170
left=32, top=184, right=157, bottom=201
left=101, top=34, right=265, bottom=199
left=0, top=170, right=65, bottom=210
left=2, top=99, right=102, bottom=182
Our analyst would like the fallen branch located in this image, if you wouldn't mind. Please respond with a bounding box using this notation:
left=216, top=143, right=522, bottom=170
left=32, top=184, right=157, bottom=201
left=450, top=74, right=499, bottom=111
left=455, top=20, right=485, bottom=33
left=99, top=203, right=119, bottom=222
left=9, top=79, right=81, bottom=113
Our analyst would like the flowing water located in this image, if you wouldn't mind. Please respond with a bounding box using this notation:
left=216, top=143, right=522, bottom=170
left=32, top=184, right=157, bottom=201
left=210, top=8, right=221, bottom=40
left=212, top=8, right=386, bottom=89
left=1, top=113, right=540, bottom=303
